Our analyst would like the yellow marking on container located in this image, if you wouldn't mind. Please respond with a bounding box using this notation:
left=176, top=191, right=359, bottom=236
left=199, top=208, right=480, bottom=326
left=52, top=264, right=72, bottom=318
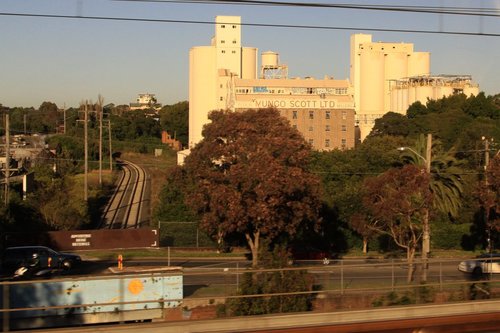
left=64, top=288, right=82, bottom=295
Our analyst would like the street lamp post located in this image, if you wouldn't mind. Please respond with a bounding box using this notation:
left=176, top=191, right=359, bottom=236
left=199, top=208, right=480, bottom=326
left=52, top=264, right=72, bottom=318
left=398, top=133, right=432, bottom=282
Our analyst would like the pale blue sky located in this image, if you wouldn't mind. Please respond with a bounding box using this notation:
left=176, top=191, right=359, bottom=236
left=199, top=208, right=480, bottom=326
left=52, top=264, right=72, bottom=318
left=1, top=0, right=499, bottom=108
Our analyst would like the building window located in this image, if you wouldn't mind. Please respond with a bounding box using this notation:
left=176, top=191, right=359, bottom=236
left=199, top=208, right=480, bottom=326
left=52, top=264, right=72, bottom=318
left=221, top=40, right=225, bottom=44
left=232, top=50, right=236, bottom=54
left=222, top=50, right=226, bottom=54
left=325, top=139, right=330, bottom=148
left=221, top=25, right=226, bottom=28
left=232, top=25, right=237, bottom=28
left=308, top=126, right=313, bottom=132
left=292, top=124, right=297, bottom=129
left=325, top=111, right=331, bottom=119
left=233, top=40, right=237, bottom=44
left=325, top=125, right=330, bottom=132
left=292, top=111, right=297, bottom=119
left=342, top=111, right=347, bottom=120
left=309, top=139, right=314, bottom=146
left=341, top=138, right=346, bottom=148
left=220, top=84, right=223, bottom=88
left=309, top=110, right=314, bottom=119
left=341, top=125, right=347, bottom=132
left=220, top=96, right=223, bottom=101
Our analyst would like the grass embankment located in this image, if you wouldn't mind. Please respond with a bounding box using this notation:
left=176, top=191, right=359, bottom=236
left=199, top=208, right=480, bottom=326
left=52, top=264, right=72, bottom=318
left=76, top=247, right=486, bottom=261
left=77, top=247, right=249, bottom=260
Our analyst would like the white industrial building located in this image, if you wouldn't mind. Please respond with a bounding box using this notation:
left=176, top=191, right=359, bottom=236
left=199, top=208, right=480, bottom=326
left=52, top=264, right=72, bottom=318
left=181, top=16, right=480, bottom=164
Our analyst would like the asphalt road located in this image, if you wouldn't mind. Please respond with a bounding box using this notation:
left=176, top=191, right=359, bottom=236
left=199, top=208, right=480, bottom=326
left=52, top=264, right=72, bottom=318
left=4, top=256, right=480, bottom=296
left=60, top=257, right=477, bottom=296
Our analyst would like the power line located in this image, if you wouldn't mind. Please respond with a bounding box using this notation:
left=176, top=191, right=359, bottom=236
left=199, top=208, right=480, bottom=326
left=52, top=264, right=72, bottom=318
left=0, top=12, right=498, bottom=37
left=115, top=0, right=500, bottom=17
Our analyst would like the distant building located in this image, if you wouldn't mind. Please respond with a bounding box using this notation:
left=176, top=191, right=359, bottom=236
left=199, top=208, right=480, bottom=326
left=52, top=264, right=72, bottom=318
left=189, top=16, right=355, bottom=151
left=389, top=75, right=479, bottom=114
left=350, top=34, right=479, bottom=141
left=186, top=16, right=480, bottom=158
left=161, top=131, right=182, bottom=151
left=129, top=93, right=162, bottom=111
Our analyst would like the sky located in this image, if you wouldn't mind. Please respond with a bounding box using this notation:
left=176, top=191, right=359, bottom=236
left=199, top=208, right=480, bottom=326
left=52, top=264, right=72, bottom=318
left=1, top=0, right=499, bottom=109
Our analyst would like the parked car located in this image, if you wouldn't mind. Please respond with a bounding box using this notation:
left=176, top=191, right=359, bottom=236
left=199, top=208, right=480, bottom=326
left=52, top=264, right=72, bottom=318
left=458, top=253, right=500, bottom=277
left=1, top=246, right=81, bottom=274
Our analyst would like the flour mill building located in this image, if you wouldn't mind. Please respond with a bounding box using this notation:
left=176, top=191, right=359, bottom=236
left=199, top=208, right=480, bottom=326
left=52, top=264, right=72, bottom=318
left=185, top=15, right=479, bottom=162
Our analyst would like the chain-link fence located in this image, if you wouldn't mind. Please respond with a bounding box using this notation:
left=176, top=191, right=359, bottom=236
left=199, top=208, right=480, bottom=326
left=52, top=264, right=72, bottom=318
left=157, top=221, right=215, bottom=247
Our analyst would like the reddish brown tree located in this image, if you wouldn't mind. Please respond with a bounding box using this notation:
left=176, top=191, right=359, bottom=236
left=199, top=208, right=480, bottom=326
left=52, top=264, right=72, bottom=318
left=478, top=153, right=500, bottom=237
left=362, top=165, right=432, bottom=282
left=182, top=108, right=322, bottom=267
left=349, top=213, right=377, bottom=254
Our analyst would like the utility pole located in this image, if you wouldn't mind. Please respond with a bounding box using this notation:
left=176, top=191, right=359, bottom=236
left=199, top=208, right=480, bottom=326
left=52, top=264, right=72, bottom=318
left=98, top=96, right=103, bottom=186
left=63, top=104, right=67, bottom=135
left=84, top=102, right=88, bottom=201
left=108, top=119, right=113, bottom=171
left=422, top=133, right=432, bottom=282
left=483, top=137, right=491, bottom=252
left=4, top=113, right=10, bottom=206
left=484, top=138, right=490, bottom=171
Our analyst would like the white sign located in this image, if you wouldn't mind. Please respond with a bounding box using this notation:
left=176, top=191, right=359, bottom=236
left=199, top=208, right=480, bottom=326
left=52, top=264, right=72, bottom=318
left=71, top=233, right=92, bottom=247
left=236, top=99, right=343, bottom=109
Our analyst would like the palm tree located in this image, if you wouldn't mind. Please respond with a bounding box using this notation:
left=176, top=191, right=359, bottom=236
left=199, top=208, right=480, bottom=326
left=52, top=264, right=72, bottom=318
left=399, top=134, right=465, bottom=281
left=401, top=134, right=464, bottom=217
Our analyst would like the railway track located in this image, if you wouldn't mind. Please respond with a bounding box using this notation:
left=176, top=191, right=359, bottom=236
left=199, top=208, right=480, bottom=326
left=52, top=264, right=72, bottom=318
left=100, top=160, right=149, bottom=229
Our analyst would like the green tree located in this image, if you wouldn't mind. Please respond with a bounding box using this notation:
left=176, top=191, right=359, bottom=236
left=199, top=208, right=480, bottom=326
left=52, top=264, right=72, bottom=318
left=182, top=108, right=322, bottom=268
left=159, top=101, right=189, bottom=147
left=154, top=167, right=198, bottom=222
left=370, top=112, right=419, bottom=137
left=400, top=134, right=465, bottom=220
left=222, top=244, right=312, bottom=316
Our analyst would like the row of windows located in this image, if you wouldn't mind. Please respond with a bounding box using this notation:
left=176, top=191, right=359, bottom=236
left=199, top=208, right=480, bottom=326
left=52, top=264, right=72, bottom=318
left=220, top=40, right=238, bottom=44
left=294, top=125, right=347, bottom=132
left=220, top=24, right=238, bottom=29
left=221, top=50, right=237, bottom=54
left=292, top=110, right=348, bottom=120
left=235, top=87, right=349, bottom=95
left=308, top=138, right=347, bottom=148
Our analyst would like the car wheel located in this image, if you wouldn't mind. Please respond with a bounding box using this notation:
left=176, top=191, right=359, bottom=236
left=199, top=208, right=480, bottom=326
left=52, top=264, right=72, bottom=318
left=62, top=260, right=72, bottom=270
left=472, top=266, right=482, bottom=278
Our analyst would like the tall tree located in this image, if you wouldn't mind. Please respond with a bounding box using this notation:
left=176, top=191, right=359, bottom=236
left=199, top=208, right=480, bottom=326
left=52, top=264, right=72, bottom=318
left=400, top=134, right=465, bottom=221
left=478, top=153, right=500, bottom=247
left=400, top=134, right=464, bottom=281
left=182, top=108, right=322, bottom=267
left=362, top=165, right=432, bottom=282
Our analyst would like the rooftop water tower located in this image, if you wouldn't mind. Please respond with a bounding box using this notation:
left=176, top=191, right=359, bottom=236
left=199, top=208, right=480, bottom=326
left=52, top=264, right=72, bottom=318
left=260, top=51, right=288, bottom=79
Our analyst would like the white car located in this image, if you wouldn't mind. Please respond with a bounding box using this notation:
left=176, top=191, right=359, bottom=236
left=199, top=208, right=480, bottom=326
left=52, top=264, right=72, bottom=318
left=458, top=253, right=500, bottom=276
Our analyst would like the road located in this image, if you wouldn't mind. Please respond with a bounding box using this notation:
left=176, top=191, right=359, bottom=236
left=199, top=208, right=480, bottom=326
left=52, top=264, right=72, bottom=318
left=100, top=160, right=149, bottom=229
left=69, top=257, right=476, bottom=296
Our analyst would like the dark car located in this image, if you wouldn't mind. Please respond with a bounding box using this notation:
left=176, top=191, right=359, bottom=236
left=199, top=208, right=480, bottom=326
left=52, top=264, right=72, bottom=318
left=1, top=246, right=81, bottom=274
left=290, top=246, right=336, bottom=264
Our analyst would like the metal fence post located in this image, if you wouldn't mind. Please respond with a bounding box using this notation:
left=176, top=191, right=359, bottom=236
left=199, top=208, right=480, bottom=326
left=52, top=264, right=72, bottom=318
left=439, top=261, right=443, bottom=292
left=340, top=260, right=344, bottom=295
left=236, top=263, right=239, bottom=292
left=392, top=259, right=395, bottom=291
left=2, top=283, right=9, bottom=332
